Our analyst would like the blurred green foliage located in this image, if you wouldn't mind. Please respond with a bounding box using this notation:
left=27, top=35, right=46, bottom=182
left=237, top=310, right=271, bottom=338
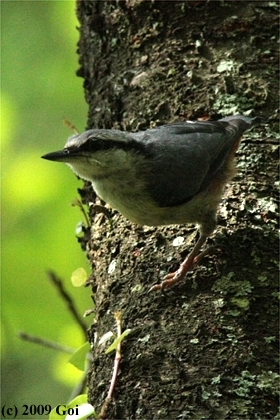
left=2, top=1, right=91, bottom=415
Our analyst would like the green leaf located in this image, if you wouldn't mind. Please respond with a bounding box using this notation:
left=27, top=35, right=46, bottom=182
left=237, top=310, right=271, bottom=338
left=50, top=395, right=96, bottom=420
left=69, top=342, right=91, bottom=371
left=231, top=297, right=250, bottom=309
left=71, top=267, right=88, bottom=287
left=105, top=329, right=131, bottom=354
left=50, top=407, right=65, bottom=420
left=65, top=403, right=96, bottom=420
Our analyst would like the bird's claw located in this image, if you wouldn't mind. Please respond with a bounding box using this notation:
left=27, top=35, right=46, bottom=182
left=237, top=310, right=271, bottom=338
left=149, top=243, right=225, bottom=293
left=148, top=264, right=188, bottom=293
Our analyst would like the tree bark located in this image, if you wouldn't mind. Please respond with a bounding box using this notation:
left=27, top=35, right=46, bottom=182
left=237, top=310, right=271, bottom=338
left=76, top=1, right=279, bottom=419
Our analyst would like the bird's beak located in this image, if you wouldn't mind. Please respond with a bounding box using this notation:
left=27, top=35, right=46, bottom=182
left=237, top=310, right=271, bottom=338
left=41, top=149, right=71, bottom=162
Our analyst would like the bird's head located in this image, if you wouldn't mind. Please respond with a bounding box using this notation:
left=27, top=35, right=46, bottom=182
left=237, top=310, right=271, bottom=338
left=42, top=129, right=145, bottom=182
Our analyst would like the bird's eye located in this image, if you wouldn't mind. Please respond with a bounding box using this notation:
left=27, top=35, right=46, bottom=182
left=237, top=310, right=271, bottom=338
left=64, top=147, right=77, bottom=155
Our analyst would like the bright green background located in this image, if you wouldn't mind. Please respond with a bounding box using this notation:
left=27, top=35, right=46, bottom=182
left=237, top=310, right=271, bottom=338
left=2, top=1, right=91, bottom=415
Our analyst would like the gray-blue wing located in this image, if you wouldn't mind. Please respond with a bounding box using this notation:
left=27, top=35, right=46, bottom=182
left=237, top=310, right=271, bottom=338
left=133, top=119, right=252, bottom=207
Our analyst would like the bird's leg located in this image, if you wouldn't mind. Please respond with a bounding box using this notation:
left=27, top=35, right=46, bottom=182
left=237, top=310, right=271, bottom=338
left=149, top=233, right=208, bottom=292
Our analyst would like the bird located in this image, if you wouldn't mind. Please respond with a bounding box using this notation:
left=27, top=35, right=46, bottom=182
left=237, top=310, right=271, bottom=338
left=42, top=115, right=264, bottom=292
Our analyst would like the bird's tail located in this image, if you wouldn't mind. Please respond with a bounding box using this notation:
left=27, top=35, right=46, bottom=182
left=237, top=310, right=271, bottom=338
left=219, top=115, right=267, bottom=126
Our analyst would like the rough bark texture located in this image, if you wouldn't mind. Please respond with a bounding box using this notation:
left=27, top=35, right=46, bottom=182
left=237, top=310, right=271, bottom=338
left=76, top=1, right=279, bottom=419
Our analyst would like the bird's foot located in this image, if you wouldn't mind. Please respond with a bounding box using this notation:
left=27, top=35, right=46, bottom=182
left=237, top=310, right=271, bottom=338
left=149, top=244, right=224, bottom=293
left=148, top=255, right=195, bottom=292
left=193, top=244, right=223, bottom=265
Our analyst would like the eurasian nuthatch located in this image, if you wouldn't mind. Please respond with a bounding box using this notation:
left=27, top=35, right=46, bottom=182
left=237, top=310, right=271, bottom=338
left=42, top=115, right=264, bottom=291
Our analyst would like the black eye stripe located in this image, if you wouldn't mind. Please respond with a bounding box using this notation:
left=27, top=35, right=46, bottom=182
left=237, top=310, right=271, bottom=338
left=68, top=137, right=148, bottom=156
left=82, top=138, right=117, bottom=151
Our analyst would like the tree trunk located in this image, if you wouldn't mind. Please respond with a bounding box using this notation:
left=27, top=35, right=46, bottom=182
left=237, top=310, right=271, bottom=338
left=76, top=1, right=279, bottom=419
